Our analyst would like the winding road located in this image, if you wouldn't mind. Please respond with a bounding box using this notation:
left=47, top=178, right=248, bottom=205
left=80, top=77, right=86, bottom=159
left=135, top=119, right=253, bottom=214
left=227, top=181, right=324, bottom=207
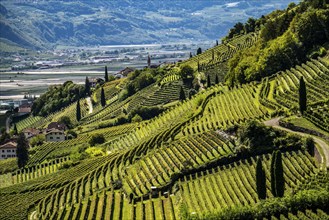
left=264, top=117, right=329, bottom=168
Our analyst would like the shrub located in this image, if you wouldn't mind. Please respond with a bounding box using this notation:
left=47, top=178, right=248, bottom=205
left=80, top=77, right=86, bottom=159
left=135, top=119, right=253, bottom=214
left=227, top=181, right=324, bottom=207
left=118, top=89, right=129, bottom=101
left=237, top=120, right=276, bottom=152
left=89, top=134, right=105, bottom=146
left=304, top=137, right=315, bottom=156
left=66, top=130, right=77, bottom=139
left=58, top=116, right=73, bottom=129
left=131, top=114, right=143, bottom=123
left=85, top=147, right=106, bottom=157
left=129, top=106, right=164, bottom=121
left=29, top=134, right=45, bottom=147
left=59, top=161, right=80, bottom=170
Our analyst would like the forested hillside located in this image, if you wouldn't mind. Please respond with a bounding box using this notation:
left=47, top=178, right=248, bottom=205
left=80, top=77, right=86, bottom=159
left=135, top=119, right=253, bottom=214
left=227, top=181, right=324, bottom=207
left=0, top=1, right=329, bottom=220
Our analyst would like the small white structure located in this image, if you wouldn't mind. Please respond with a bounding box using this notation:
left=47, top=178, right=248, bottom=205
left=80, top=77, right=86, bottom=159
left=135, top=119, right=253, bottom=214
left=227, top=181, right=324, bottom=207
left=45, top=129, right=65, bottom=142
left=0, top=141, right=17, bottom=160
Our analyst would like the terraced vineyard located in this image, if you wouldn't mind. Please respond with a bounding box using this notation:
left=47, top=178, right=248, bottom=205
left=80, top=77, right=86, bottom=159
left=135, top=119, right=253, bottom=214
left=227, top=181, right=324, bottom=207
left=123, top=131, right=235, bottom=197
left=2, top=5, right=329, bottom=218
left=273, top=59, right=329, bottom=109
left=0, top=156, right=70, bottom=188
left=142, top=81, right=189, bottom=106
left=38, top=188, right=180, bottom=220
left=305, top=103, right=329, bottom=132
left=180, top=150, right=318, bottom=215
left=182, top=84, right=267, bottom=135
left=27, top=123, right=136, bottom=166
left=2, top=55, right=329, bottom=220
left=182, top=33, right=258, bottom=71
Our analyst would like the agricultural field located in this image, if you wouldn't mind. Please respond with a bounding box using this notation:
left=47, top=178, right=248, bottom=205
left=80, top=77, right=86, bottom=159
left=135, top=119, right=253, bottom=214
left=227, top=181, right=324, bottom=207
left=1, top=2, right=329, bottom=219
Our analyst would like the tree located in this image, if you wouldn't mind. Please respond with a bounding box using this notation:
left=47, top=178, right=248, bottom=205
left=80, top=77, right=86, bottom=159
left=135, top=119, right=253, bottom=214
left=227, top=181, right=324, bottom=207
left=76, top=100, right=81, bottom=122
left=30, top=134, right=45, bottom=147
left=147, top=54, right=151, bottom=67
left=180, top=65, right=194, bottom=80
left=215, top=74, right=219, bottom=84
left=256, top=157, right=266, bottom=200
left=274, top=151, right=285, bottom=197
left=67, top=130, right=78, bottom=140
left=271, top=150, right=285, bottom=197
left=85, top=77, right=90, bottom=96
left=216, top=40, right=219, bottom=46
left=237, top=120, right=276, bottom=152
left=305, top=137, right=315, bottom=156
left=197, top=47, right=202, bottom=55
left=101, top=87, right=106, bottom=107
left=179, top=86, right=186, bottom=101
left=58, top=116, right=73, bottom=129
left=270, top=150, right=277, bottom=197
left=299, top=76, right=307, bottom=114
left=212, top=50, right=215, bottom=60
left=207, top=74, right=211, bottom=88
left=13, top=124, right=18, bottom=135
left=31, top=81, right=85, bottom=116
left=0, top=128, right=10, bottom=144
left=189, top=52, right=193, bottom=58
left=16, top=132, right=29, bottom=168
left=105, top=66, right=109, bottom=82
left=89, top=133, right=105, bottom=146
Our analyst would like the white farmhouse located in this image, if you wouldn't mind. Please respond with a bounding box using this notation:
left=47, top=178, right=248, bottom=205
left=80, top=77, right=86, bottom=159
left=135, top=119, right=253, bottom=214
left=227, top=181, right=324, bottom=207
left=45, top=129, right=65, bottom=142
left=0, top=141, right=17, bottom=160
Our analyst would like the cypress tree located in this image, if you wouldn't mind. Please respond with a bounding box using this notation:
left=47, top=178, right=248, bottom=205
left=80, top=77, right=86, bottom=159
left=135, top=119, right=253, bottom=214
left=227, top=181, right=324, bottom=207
left=76, top=100, right=81, bottom=121
left=215, top=74, right=219, bottom=84
left=197, top=62, right=200, bottom=72
left=256, top=157, right=266, bottom=200
left=85, top=77, right=90, bottom=96
left=105, top=66, right=109, bottom=82
left=299, top=76, right=307, bottom=114
left=101, top=87, right=106, bottom=107
left=179, top=86, right=186, bottom=101
left=16, top=132, right=29, bottom=168
left=212, top=50, right=214, bottom=60
left=190, top=52, right=193, bottom=58
left=216, top=40, right=219, bottom=46
left=270, top=150, right=277, bottom=197
left=13, top=123, right=18, bottom=135
left=147, top=54, right=151, bottom=67
left=275, top=151, right=284, bottom=197
left=197, top=47, right=202, bottom=55
left=305, top=137, right=315, bottom=156
left=207, top=74, right=211, bottom=88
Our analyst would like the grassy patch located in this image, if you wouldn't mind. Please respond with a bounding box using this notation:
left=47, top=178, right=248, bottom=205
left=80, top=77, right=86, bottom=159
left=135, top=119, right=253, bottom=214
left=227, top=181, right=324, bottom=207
left=283, top=116, right=329, bottom=137
left=0, top=158, right=17, bottom=174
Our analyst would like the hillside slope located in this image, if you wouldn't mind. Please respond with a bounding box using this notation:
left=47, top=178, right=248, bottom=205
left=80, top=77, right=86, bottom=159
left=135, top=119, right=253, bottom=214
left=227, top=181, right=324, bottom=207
left=0, top=0, right=296, bottom=50
left=1, top=1, right=329, bottom=220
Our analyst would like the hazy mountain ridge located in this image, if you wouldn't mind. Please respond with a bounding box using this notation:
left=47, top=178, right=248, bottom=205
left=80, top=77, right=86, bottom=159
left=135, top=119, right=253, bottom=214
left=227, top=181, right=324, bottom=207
left=0, top=0, right=296, bottom=50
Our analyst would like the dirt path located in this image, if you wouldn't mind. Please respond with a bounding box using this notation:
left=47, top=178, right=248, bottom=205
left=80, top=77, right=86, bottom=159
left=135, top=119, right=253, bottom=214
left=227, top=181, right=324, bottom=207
left=264, top=117, right=329, bottom=168
left=197, top=73, right=205, bottom=91
left=5, top=114, right=12, bottom=133
left=86, top=97, right=93, bottom=114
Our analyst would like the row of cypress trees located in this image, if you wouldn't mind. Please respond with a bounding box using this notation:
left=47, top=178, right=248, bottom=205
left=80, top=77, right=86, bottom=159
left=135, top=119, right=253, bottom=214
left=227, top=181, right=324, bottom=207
left=256, top=150, right=284, bottom=200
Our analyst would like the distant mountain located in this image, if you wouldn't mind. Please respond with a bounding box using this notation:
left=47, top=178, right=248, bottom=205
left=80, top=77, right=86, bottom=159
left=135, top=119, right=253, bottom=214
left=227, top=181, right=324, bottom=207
left=0, top=0, right=297, bottom=50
